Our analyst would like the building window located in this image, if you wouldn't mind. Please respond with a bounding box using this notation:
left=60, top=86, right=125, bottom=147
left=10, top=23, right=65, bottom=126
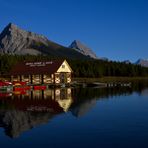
left=62, top=65, right=65, bottom=68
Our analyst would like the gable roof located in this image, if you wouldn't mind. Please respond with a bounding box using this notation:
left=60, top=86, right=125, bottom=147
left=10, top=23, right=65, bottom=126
left=10, top=60, right=67, bottom=76
left=57, top=60, right=73, bottom=73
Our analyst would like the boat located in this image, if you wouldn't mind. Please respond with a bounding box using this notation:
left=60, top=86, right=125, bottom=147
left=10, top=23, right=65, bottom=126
left=33, top=85, right=47, bottom=90
left=0, top=92, right=12, bottom=97
left=13, top=90, right=27, bottom=95
left=13, top=86, right=31, bottom=91
left=0, top=80, right=13, bottom=92
left=13, top=81, right=32, bottom=91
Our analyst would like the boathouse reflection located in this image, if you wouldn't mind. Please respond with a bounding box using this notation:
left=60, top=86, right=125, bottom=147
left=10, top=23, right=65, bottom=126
left=10, top=88, right=73, bottom=112
left=0, top=88, right=73, bottom=138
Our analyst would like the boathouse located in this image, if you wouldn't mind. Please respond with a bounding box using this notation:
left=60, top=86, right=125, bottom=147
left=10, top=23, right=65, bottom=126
left=10, top=60, right=72, bottom=85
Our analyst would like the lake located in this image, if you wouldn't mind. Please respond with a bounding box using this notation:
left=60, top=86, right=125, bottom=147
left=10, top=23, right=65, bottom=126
left=0, top=81, right=148, bottom=148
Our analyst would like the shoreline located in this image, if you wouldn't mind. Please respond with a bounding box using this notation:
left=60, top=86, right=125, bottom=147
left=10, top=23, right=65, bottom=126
left=73, top=77, right=148, bottom=83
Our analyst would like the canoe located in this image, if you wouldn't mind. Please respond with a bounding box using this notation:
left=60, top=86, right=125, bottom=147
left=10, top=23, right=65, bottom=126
left=34, top=85, right=47, bottom=90
left=13, top=86, right=31, bottom=91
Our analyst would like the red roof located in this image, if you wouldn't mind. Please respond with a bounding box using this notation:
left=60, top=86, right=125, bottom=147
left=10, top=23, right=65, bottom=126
left=10, top=60, right=64, bottom=76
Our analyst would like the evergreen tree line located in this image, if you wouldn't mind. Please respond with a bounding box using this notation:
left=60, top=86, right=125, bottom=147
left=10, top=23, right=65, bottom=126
left=69, top=59, right=148, bottom=77
left=0, top=54, right=148, bottom=77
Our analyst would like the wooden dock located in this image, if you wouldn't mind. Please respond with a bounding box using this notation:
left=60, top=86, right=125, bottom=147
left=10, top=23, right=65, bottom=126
left=71, top=81, right=131, bottom=88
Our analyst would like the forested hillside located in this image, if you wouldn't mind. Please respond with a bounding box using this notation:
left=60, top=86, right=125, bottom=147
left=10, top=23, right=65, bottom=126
left=0, top=54, right=148, bottom=77
left=69, top=59, right=148, bottom=77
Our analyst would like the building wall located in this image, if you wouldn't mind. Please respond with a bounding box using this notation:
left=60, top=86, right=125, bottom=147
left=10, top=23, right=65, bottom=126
left=10, top=60, right=73, bottom=85
left=43, top=75, right=53, bottom=84
left=67, top=73, right=71, bottom=83
left=12, top=76, right=20, bottom=82
left=11, top=72, right=71, bottom=85
left=32, top=75, right=41, bottom=84
left=10, top=61, right=72, bottom=84
left=20, top=75, right=31, bottom=83
left=54, top=73, right=60, bottom=84
left=54, top=72, right=71, bottom=84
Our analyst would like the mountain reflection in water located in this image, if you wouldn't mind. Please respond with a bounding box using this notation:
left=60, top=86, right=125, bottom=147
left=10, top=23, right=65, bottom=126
left=0, top=82, right=148, bottom=138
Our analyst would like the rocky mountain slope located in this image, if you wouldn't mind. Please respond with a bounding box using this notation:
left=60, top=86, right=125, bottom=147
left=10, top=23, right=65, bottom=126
left=0, top=23, right=90, bottom=59
left=69, top=40, right=98, bottom=59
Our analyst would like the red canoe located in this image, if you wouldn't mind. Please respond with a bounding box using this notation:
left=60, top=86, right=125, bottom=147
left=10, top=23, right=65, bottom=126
left=34, top=85, right=47, bottom=90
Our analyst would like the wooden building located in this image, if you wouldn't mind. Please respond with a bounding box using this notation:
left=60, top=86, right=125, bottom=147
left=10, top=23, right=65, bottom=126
left=10, top=60, right=73, bottom=85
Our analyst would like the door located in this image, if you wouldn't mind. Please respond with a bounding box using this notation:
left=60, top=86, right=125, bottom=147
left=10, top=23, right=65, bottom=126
left=60, top=73, right=66, bottom=83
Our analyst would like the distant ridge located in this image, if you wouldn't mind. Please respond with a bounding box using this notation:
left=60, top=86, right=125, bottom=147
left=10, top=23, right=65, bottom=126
left=0, top=23, right=91, bottom=59
left=69, top=40, right=98, bottom=59
left=135, top=59, right=148, bottom=67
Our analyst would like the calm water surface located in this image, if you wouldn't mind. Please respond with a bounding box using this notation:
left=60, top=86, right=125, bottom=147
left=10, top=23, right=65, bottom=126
left=0, top=81, right=148, bottom=148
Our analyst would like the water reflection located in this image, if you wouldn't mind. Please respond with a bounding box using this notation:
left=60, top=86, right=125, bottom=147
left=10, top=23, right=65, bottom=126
left=0, top=88, right=73, bottom=138
left=140, top=89, right=148, bottom=96
left=0, top=81, right=148, bottom=138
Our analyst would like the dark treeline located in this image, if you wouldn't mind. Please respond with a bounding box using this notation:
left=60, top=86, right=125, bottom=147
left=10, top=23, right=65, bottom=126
left=0, top=54, right=148, bottom=77
left=69, top=59, right=148, bottom=77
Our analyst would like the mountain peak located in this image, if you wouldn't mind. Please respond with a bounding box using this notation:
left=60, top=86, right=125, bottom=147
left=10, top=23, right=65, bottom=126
left=73, top=40, right=81, bottom=45
left=0, top=23, right=16, bottom=36
left=7, top=22, right=17, bottom=28
left=2, top=23, right=19, bottom=34
left=135, top=59, right=148, bottom=67
left=0, top=23, right=50, bottom=54
left=69, top=40, right=98, bottom=59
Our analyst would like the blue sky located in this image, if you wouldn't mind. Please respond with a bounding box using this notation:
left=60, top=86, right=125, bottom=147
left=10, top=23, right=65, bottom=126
left=0, top=0, right=148, bottom=62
